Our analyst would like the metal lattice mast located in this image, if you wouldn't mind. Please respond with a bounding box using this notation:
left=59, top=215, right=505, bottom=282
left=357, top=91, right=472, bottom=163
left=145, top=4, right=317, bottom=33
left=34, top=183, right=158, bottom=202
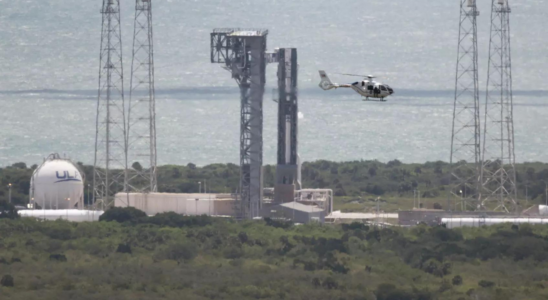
left=211, top=29, right=268, bottom=219
left=449, top=0, right=481, bottom=211
left=480, top=0, right=517, bottom=212
left=94, top=0, right=128, bottom=208
left=127, top=0, right=157, bottom=193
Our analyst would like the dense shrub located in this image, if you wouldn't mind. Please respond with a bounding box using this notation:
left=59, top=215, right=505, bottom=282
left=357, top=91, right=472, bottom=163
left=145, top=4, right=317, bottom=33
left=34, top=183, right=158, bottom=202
left=479, top=280, right=496, bottom=288
left=452, top=275, right=463, bottom=286
left=1, top=214, right=548, bottom=299
left=264, top=217, right=292, bottom=229
left=147, top=212, right=215, bottom=228
left=116, top=244, right=132, bottom=254
left=99, top=207, right=147, bottom=223
left=48, top=254, right=67, bottom=262
left=156, top=241, right=198, bottom=262
left=375, top=283, right=426, bottom=300
left=1, top=274, right=14, bottom=287
left=0, top=201, right=19, bottom=219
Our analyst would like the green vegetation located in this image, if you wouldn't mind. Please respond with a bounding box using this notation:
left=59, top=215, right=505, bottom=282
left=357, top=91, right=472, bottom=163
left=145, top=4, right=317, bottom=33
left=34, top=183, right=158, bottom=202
left=2, top=160, right=548, bottom=212
left=1, top=213, right=548, bottom=299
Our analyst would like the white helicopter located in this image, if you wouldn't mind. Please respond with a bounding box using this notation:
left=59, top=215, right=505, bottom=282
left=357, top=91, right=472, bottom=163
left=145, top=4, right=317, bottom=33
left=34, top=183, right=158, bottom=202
left=318, top=70, right=394, bottom=101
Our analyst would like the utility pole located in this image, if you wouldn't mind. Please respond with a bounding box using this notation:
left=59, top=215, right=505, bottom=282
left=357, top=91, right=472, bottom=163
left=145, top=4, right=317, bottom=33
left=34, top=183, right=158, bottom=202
left=8, top=183, right=12, bottom=204
left=525, top=182, right=528, bottom=207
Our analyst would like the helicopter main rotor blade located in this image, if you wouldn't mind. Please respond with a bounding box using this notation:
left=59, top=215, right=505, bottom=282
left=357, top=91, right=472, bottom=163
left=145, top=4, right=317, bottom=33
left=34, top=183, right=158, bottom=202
left=334, top=73, right=369, bottom=77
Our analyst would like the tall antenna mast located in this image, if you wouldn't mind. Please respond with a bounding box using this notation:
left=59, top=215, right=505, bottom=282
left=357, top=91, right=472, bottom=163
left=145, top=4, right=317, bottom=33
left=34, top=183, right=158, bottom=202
left=480, top=0, right=517, bottom=212
left=127, top=0, right=157, bottom=193
left=449, top=0, right=481, bottom=211
left=93, top=0, right=128, bottom=208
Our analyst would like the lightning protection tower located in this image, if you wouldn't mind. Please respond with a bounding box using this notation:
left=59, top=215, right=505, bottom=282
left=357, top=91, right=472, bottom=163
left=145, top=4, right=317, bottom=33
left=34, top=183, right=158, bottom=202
left=94, top=0, right=128, bottom=208
left=210, top=29, right=268, bottom=219
left=127, top=0, right=157, bottom=193
left=480, top=0, right=517, bottom=212
left=449, top=0, right=481, bottom=211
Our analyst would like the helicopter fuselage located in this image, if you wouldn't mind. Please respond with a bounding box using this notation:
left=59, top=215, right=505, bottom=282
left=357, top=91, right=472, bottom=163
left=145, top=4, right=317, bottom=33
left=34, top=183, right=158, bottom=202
left=318, top=70, right=394, bottom=101
left=351, top=80, right=394, bottom=100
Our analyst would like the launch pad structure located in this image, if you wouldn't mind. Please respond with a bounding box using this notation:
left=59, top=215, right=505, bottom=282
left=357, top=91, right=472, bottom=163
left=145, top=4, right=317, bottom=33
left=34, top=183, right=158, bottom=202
left=211, top=29, right=307, bottom=219
left=210, top=29, right=268, bottom=219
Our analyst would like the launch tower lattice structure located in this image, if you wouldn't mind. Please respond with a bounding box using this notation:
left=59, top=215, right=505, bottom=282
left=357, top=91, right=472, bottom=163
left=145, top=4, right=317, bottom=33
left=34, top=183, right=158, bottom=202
left=449, top=0, right=481, bottom=211
left=271, top=48, right=301, bottom=203
left=480, top=0, right=517, bottom=212
left=127, top=0, right=158, bottom=193
left=93, top=0, right=128, bottom=207
left=210, top=29, right=268, bottom=219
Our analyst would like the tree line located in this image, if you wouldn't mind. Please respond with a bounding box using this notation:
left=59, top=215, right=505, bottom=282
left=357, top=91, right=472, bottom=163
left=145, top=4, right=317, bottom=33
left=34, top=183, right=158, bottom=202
left=2, top=160, right=548, bottom=210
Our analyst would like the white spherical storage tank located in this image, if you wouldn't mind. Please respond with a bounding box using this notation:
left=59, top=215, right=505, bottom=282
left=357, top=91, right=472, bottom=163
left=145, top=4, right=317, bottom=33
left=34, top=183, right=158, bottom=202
left=30, top=154, right=84, bottom=209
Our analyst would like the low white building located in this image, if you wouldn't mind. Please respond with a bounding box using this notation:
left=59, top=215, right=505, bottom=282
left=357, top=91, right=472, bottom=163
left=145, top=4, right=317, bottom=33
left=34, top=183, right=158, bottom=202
left=114, top=193, right=236, bottom=216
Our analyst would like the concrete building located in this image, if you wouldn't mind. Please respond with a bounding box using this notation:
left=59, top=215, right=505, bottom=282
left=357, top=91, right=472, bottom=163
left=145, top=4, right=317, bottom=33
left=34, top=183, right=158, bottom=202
left=114, top=193, right=236, bottom=216
left=295, top=189, right=333, bottom=214
left=264, top=201, right=325, bottom=224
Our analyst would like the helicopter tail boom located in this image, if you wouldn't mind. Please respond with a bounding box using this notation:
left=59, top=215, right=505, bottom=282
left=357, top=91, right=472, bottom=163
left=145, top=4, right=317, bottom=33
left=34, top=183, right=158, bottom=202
left=318, top=70, right=337, bottom=90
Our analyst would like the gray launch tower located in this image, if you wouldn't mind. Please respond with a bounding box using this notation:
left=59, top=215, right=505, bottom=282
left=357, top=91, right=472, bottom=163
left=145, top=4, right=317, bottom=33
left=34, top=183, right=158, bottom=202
left=272, top=48, right=301, bottom=203
left=210, top=29, right=268, bottom=219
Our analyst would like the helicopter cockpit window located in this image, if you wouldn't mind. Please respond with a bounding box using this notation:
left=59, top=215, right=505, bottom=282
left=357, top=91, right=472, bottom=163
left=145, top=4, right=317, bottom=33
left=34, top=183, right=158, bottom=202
left=361, top=81, right=365, bottom=87
left=380, top=85, right=387, bottom=91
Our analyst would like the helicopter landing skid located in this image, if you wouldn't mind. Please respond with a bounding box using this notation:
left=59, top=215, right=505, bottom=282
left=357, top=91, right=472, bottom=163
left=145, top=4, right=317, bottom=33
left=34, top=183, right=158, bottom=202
left=362, top=97, right=386, bottom=102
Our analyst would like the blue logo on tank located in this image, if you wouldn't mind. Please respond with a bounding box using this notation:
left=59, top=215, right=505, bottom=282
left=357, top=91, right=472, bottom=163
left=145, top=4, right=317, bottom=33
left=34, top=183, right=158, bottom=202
left=55, top=171, right=82, bottom=183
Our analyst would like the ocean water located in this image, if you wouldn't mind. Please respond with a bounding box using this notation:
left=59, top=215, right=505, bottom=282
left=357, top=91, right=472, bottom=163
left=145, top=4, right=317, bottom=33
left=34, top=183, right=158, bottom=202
left=0, top=0, right=547, bottom=167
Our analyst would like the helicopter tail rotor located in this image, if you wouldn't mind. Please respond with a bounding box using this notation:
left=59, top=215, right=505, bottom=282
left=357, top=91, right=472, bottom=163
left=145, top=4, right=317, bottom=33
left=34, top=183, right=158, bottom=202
left=318, top=70, right=337, bottom=90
